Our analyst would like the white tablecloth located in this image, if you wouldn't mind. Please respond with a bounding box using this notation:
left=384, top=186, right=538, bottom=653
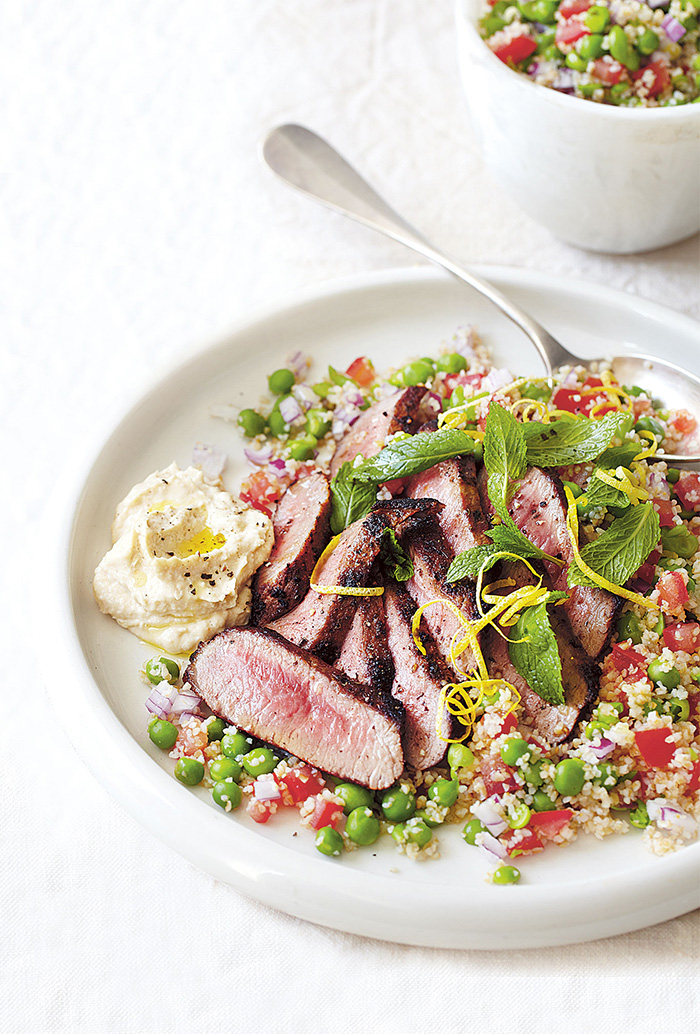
left=3, top=2, right=699, bottom=1031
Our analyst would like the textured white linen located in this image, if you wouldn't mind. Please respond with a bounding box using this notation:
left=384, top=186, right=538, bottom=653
left=1, top=1, right=698, bottom=1032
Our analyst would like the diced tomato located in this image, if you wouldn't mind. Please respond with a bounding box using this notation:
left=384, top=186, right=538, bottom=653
left=175, top=718, right=209, bottom=756
left=669, top=410, right=698, bottom=437
left=292, top=461, right=318, bottom=484
left=555, top=17, right=590, bottom=48
left=590, top=58, right=625, bottom=85
left=685, top=761, right=700, bottom=795
left=442, top=370, right=484, bottom=399
left=529, top=808, right=574, bottom=840
left=277, top=764, right=326, bottom=805
left=652, top=498, right=675, bottom=528
left=345, top=356, right=375, bottom=388
left=633, top=59, right=670, bottom=98
left=551, top=385, right=606, bottom=417
left=306, top=796, right=344, bottom=831
left=610, top=642, right=647, bottom=676
left=494, top=712, right=518, bottom=736
left=657, top=569, right=690, bottom=610
left=491, top=33, right=537, bottom=65
left=662, top=621, right=700, bottom=654
left=480, top=753, right=519, bottom=795
left=246, top=797, right=279, bottom=824
left=558, top=0, right=592, bottom=15
left=675, top=472, right=700, bottom=512
left=634, top=727, right=676, bottom=768
left=501, top=826, right=544, bottom=857
left=239, top=469, right=287, bottom=517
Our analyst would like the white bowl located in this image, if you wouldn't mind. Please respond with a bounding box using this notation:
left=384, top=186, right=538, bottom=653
left=455, top=0, right=700, bottom=253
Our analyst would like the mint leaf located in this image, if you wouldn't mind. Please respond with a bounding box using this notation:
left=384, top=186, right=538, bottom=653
left=508, top=598, right=567, bottom=706
left=596, top=442, right=648, bottom=468
left=330, top=462, right=378, bottom=534
left=483, top=403, right=527, bottom=516
left=582, top=471, right=630, bottom=512
left=350, top=427, right=478, bottom=483
left=486, top=523, right=547, bottom=558
left=446, top=544, right=506, bottom=583
left=568, top=503, right=660, bottom=589
left=379, top=528, right=413, bottom=582
left=523, top=411, right=630, bottom=467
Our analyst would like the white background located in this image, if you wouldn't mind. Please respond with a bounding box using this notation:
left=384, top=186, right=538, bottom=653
left=2, top=1, right=699, bottom=1032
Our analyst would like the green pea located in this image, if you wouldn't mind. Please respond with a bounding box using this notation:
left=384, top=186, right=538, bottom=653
left=315, top=826, right=344, bottom=856
left=174, top=757, right=205, bottom=786
left=145, top=656, right=180, bottom=685
left=334, top=782, right=374, bottom=815
left=653, top=613, right=665, bottom=636
left=221, top=730, right=254, bottom=759
left=237, top=408, right=268, bottom=437
left=507, top=802, right=531, bottom=829
left=462, top=818, right=487, bottom=845
left=428, top=778, right=459, bottom=808
left=607, top=25, right=640, bottom=72
left=682, top=14, right=698, bottom=30
left=345, top=806, right=380, bottom=845
left=212, top=779, right=242, bottom=810
left=241, top=747, right=279, bottom=776
left=637, top=28, right=659, bottom=55
left=566, top=52, right=588, bottom=72
left=661, top=525, right=698, bottom=560
left=593, top=762, right=618, bottom=788
left=208, top=756, right=242, bottom=783
left=403, top=360, right=435, bottom=387
left=447, top=742, right=475, bottom=775
left=381, top=788, right=416, bottom=822
left=646, top=658, right=681, bottom=690
left=616, top=611, right=643, bottom=645
left=522, top=760, right=544, bottom=788
left=403, top=817, right=433, bottom=848
left=634, top=416, right=665, bottom=439
left=578, top=82, right=600, bottom=98
left=532, top=790, right=556, bottom=812
left=539, top=43, right=561, bottom=61
left=267, top=406, right=290, bottom=437
left=520, top=0, right=556, bottom=23
left=666, top=467, right=681, bottom=484
left=629, top=801, right=649, bottom=829
left=578, top=33, right=604, bottom=59
left=436, top=352, right=467, bottom=374
left=608, top=81, right=631, bottom=104
left=148, top=718, right=178, bottom=750
left=312, top=381, right=332, bottom=397
left=480, top=12, right=506, bottom=33
left=206, top=717, right=225, bottom=742
left=536, top=31, right=556, bottom=54
left=585, top=5, right=610, bottom=32
left=492, top=865, right=521, bottom=885
left=268, top=368, right=295, bottom=395
left=305, top=408, right=332, bottom=439
left=500, top=736, right=531, bottom=768
left=415, top=809, right=443, bottom=828
left=553, top=758, right=586, bottom=797
left=668, top=697, right=690, bottom=722
left=288, top=434, right=318, bottom=461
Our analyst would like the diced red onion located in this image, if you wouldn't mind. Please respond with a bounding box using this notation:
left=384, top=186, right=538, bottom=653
left=647, top=0, right=667, bottom=6
left=374, top=382, right=400, bottom=400
left=286, top=350, right=308, bottom=378
left=177, top=711, right=199, bottom=725
left=423, top=391, right=443, bottom=417
left=244, top=443, right=273, bottom=467
left=478, top=831, right=509, bottom=861
left=646, top=798, right=698, bottom=837
left=344, top=388, right=365, bottom=408
left=192, top=442, right=227, bottom=480
left=454, top=326, right=477, bottom=358
left=254, top=777, right=283, bottom=802
left=170, top=686, right=203, bottom=716
left=661, top=14, right=685, bottom=41
left=145, top=684, right=176, bottom=719
left=268, top=457, right=290, bottom=478
left=559, top=369, right=580, bottom=388
left=483, top=368, right=515, bottom=394
left=647, top=470, right=670, bottom=500
left=629, top=576, right=653, bottom=595
left=472, top=796, right=508, bottom=836
left=292, top=383, right=317, bottom=411
left=279, top=394, right=303, bottom=423
left=589, top=736, right=615, bottom=760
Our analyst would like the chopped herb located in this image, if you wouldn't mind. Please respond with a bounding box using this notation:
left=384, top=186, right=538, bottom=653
left=568, top=503, right=661, bottom=589
left=350, top=427, right=478, bottom=484
left=508, top=595, right=567, bottom=706
left=379, top=528, right=413, bottom=582
left=329, top=461, right=378, bottom=534
left=523, top=411, right=630, bottom=467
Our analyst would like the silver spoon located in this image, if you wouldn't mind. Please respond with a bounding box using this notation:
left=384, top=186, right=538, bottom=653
left=262, top=123, right=700, bottom=464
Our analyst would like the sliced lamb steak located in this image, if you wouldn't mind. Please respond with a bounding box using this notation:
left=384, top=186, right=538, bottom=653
left=268, top=498, right=441, bottom=663
left=185, top=626, right=403, bottom=789
left=404, top=525, right=479, bottom=676
left=406, top=453, right=489, bottom=557
left=478, top=465, right=620, bottom=658
left=336, top=594, right=395, bottom=697
left=251, top=471, right=331, bottom=626
left=329, top=385, right=427, bottom=477
left=384, top=584, right=453, bottom=770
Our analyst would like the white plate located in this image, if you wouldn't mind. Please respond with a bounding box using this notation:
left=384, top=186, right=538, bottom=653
left=45, top=266, right=700, bottom=949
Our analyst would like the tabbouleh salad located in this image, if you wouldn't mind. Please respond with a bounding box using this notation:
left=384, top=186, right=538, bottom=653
left=479, top=0, right=700, bottom=106
left=140, top=327, right=700, bottom=886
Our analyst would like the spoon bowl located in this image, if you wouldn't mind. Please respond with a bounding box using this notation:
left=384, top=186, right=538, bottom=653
left=262, top=124, right=700, bottom=463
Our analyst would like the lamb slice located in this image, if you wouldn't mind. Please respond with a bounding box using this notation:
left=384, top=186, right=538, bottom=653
left=406, top=453, right=489, bottom=557
left=336, top=594, right=395, bottom=698
left=405, top=525, right=480, bottom=676
left=251, top=471, right=331, bottom=625
left=478, top=466, right=620, bottom=658
left=185, top=627, right=403, bottom=789
left=384, top=584, right=453, bottom=770
left=268, top=498, right=441, bottom=663
left=329, top=385, right=427, bottom=477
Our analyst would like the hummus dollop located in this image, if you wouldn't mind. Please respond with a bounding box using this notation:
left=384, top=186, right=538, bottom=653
left=93, top=462, right=273, bottom=653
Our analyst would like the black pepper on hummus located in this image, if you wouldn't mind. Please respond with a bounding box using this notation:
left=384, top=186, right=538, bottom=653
left=93, top=462, right=273, bottom=653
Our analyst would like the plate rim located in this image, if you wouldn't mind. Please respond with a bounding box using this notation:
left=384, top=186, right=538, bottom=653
left=43, top=265, right=700, bottom=949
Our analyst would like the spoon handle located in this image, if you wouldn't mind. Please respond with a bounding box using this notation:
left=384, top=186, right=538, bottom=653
left=262, top=124, right=576, bottom=374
